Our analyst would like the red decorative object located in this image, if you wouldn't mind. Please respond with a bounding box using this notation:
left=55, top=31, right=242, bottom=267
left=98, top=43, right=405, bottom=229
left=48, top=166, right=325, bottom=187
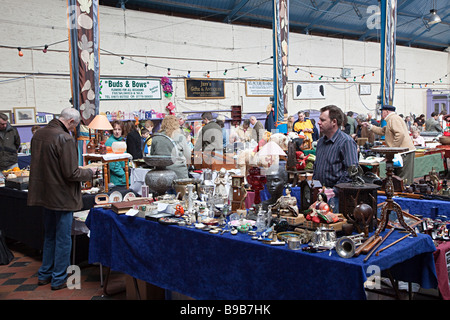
left=166, top=102, right=176, bottom=115
left=246, top=166, right=267, bottom=205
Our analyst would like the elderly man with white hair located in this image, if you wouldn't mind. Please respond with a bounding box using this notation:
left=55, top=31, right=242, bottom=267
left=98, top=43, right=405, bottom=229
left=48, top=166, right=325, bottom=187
left=249, top=115, right=264, bottom=143
left=28, top=107, right=96, bottom=290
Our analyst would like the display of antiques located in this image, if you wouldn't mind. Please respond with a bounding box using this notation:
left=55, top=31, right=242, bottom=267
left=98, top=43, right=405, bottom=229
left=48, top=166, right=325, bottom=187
left=335, top=182, right=379, bottom=236
left=246, top=166, right=267, bottom=205
left=2, top=167, right=30, bottom=190
left=231, top=175, right=247, bottom=211
left=143, top=155, right=181, bottom=196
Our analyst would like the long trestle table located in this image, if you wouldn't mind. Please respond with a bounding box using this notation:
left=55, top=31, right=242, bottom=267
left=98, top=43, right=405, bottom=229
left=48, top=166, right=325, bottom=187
left=86, top=207, right=437, bottom=300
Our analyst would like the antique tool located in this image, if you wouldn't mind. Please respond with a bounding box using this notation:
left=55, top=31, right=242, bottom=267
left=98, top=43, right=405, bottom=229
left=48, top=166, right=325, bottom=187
left=375, top=234, right=411, bottom=256
left=363, top=228, right=395, bottom=262
left=361, top=236, right=382, bottom=255
left=354, top=235, right=375, bottom=257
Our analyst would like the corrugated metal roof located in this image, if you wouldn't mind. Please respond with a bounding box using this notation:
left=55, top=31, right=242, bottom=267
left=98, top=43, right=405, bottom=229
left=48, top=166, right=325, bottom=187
left=102, top=0, right=450, bottom=51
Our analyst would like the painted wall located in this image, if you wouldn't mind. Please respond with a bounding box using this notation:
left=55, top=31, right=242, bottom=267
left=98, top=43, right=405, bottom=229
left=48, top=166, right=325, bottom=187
left=0, top=0, right=449, bottom=127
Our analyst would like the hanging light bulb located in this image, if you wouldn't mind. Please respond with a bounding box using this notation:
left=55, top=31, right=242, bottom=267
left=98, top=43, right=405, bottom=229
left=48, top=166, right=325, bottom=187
left=319, top=75, right=323, bottom=80
left=242, top=66, right=247, bottom=71
left=207, top=71, right=210, bottom=78
left=361, top=74, right=365, bottom=79
left=144, top=63, right=148, bottom=68
left=120, top=56, right=125, bottom=64
left=223, top=69, right=228, bottom=76
left=167, top=68, right=171, bottom=75
left=372, top=71, right=375, bottom=76
left=310, top=73, right=313, bottom=78
left=187, top=71, right=191, bottom=78
left=353, top=77, right=356, bottom=82
left=18, top=47, right=23, bottom=57
left=43, top=45, right=48, bottom=53
left=295, top=68, right=299, bottom=73
left=429, top=9, right=441, bottom=25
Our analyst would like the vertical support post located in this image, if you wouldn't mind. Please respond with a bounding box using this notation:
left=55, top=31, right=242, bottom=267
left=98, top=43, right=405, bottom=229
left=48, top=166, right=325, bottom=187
left=272, top=0, right=289, bottom=133
left=380, top=0, right=397, bottom=107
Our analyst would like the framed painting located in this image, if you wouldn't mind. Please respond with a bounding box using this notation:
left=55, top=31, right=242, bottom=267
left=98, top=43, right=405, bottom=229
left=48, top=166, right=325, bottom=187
left=13, top=107, right=36, bottom=125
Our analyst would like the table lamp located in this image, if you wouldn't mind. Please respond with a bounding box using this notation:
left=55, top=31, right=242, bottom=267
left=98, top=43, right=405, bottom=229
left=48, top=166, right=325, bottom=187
left=258, top=141, right=286, bottom=168
left=87, top=114, right=113, bottom=154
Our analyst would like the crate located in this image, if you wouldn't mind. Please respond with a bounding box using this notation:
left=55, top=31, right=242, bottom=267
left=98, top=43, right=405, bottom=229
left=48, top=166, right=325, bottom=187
left=303, top=214, right=347, bottom=231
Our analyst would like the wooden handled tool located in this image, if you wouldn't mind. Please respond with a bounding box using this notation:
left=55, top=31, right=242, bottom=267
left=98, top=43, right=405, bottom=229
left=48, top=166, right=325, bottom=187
left=363, top=228, right=395, bottom=262
left=375, top=234, right=410, bottom=256
left=353, top=235, right=375, bottom=257
left=361, top=236, right=382, bottom=254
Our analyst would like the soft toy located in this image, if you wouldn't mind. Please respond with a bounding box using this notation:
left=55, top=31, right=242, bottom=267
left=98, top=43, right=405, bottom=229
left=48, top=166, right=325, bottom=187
left=166, top=102, right=176, bottom=115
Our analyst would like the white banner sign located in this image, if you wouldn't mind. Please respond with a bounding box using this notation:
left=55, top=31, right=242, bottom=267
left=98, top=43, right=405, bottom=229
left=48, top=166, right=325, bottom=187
left=245, top=80, right=273, bottom=97
left=99, top=79, right=162, bottom=100
left=293, top=83, right=326, bottom=100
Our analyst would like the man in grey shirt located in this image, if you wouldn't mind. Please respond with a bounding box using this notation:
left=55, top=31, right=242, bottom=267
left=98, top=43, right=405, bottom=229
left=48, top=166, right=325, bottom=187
left=425, top=112, right=442, bottom=132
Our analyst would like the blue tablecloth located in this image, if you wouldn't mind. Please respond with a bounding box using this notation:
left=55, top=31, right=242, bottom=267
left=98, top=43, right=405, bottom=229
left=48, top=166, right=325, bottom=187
left=378, top=195, right=449, bottom=219
left=86, top=207, right=437, bottom=300
left=18, top=154, right=31, bottom=169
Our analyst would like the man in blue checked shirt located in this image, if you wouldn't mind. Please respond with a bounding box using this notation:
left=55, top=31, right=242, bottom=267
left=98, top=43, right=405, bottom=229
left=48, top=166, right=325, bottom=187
left=313, top=105, right=359, bottom=192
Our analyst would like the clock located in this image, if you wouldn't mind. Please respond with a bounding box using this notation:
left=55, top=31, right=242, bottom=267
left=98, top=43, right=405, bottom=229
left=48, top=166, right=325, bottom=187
left=231, top=175, right=246, bottom=211
left=359, top=84, right=371, bottom=95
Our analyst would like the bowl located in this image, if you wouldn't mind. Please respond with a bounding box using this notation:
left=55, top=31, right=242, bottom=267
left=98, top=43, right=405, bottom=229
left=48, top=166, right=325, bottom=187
left=439, top=135, right=450, bottom=145
left=143, top=155, right=176, bottom=167
left=111, top=141, right=127, bottom=154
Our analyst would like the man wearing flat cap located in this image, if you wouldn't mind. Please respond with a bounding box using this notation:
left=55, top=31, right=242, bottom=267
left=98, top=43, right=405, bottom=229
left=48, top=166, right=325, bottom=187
left=362, top=105, right=415, bottom=184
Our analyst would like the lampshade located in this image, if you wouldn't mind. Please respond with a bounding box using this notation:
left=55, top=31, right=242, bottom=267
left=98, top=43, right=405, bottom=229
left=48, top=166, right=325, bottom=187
left=88, top=114, right=113, bottom=130
left=429, top=9, right=441, bottom=25
left=258, top=141, right=286, bottom=156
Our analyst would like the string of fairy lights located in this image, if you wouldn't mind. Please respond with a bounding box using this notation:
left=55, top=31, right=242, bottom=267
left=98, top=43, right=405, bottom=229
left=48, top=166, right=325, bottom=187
left=1, top=38, right=449, bottom=89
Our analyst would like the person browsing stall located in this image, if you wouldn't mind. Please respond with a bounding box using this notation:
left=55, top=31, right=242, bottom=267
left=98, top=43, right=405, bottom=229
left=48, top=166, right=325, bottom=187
left=151, top=115, right=190, bottom=179
left=105, top=120, right=127, bottom=187
left=293, top=111, right=314, bottom=142
left=193, top=112, right=223, bottom=153
left=0, top=112, right=21, bottom=171
left=124, top=120, right=143, bottom=160
left=362, top=104, right=415, bottom=184
left=27, top=107, right=95, bottom=290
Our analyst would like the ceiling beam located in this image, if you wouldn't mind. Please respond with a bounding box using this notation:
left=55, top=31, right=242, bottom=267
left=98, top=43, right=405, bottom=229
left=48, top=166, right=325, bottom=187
left=223, top=0, right=251, bottom=23
left=304, top=0, right=341, bottom=34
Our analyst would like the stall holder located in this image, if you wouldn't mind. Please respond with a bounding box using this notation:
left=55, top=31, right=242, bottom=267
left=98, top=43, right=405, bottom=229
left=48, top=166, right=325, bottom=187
left=83, top=153, right=132, bottom=192
left=86, top=207, right=437, bottom=300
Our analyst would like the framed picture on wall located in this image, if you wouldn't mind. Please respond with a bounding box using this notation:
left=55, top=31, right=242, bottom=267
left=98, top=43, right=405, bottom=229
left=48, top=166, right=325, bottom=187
left=45, top=114, right=54, bottom=123
left=36, top=115, right=46, bottom=123
left=0, top=110, right=13, bottom=123
left=13, top=107, right=36, bottom=125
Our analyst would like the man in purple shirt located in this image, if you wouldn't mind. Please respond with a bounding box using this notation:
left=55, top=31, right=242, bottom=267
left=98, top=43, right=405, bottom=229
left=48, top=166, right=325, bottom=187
left=313, top=105, right=359, bottom=190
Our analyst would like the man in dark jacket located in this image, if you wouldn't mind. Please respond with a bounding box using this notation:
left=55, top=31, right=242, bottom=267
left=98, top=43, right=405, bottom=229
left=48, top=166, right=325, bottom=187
left=0, top=112, right=21, bottom=171
left=194, top=112, right=223, bottom=153
left=28, top=107, right=94, bottom=290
